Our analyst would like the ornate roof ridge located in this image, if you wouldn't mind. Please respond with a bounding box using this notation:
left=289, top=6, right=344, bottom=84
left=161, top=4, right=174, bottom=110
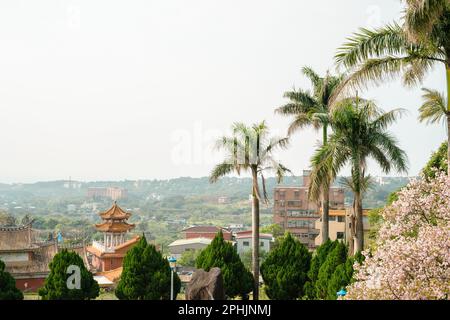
left=98, top=201, right=131, bottom=220
left=0, top=221, right=34, bottom=232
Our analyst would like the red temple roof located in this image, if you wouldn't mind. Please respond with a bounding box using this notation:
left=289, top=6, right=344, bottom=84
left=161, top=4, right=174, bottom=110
left=99, top=202, right=131, bottom=220
left=94, top=220, right=135, bottom=233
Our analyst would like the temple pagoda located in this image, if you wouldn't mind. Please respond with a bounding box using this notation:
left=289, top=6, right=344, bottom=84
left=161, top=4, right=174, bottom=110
left=95, top=201, right=135, bottom=249
left=87, top=202, right=139, bottom=272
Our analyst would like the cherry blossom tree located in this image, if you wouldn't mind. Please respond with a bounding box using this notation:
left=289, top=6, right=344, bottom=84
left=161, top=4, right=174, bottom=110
left=345, top=172, right=450, bottom=300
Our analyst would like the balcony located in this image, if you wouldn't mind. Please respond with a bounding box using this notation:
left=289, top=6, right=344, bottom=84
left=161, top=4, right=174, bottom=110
left=92, top=240, right=115, bottom=253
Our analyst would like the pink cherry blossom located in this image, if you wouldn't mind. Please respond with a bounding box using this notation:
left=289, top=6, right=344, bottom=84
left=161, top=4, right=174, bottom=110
left=345, top=172, right=450, bottom=300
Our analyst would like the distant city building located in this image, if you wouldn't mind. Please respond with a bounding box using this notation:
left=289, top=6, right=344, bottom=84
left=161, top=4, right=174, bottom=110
left=181, top=225, right=233, bottom=241
left=67, top=204, right=76, bottom=212
left=217, top=196, right=230, bottom=204
left=168, top=238, right=212, bottom=259
left=235, top=230, right=273, bottom=255
left=63, top=180, right=82, bottom=189
left=273, top=170, right=345, bottom=250
left=314, top=208, right=372, bottom=247
left=87, top=187, right=128, bottom=200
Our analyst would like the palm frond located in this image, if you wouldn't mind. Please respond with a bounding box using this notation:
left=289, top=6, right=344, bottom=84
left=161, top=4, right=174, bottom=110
left=301, top=66, right=322, bottom=88
left=418, top=88, right=447, bottom=124
left=404, top=0, right=448, bottom=42
left=339, top=175, right=375, bottom=194
left=286, top=115, right=312, bottom=135
left=209, top=162, right=236, bottom=183
left=372, top=108, right=408, bottom=130
left=335, top=23, right=408, bottom=68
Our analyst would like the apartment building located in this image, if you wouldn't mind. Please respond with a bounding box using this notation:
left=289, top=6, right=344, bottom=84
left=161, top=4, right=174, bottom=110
left=314, top=208, right=371, bottom=247
left=273, top=170, right=345, bottom=249
left=87, top=187, right=128, bottom=200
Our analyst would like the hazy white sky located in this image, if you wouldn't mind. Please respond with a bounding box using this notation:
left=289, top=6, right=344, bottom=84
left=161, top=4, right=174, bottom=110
left=0, top=0, right=446, bottom=183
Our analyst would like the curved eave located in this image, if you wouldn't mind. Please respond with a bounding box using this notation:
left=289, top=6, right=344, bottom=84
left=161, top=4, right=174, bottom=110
left=94, top=222, right=135, bottom=233
left=98, top=203, right=132, bottom=220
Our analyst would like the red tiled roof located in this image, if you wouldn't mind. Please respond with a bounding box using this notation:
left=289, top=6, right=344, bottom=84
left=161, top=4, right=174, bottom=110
left=235, top=231, right=273, bottom=240
left=182, top=226, right=231, bottom=233
left=99, top=202, right=131, bottom=220
left=96, top=267, right=123, bottom=282
left=95, top=221, right=135, bottom=232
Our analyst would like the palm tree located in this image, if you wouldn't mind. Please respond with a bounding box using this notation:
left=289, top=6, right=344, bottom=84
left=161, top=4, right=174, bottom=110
left=309, top=98, right=408, bottom=254
left=418, top=88, right=449, bottom=173
left=334, top=1, right=449, bottom=170
left=210, top=121, right=290, bottom=300
left=275, top=67, right=344, bottom=244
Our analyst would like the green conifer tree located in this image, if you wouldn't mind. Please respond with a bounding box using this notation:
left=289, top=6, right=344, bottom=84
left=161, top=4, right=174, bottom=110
left=303, top=239, right=337, bottom=299
left=0, top=259, right=23, bottom=300
left=315, top=241, right=348, bottom=299
left=38, top=249, right=99, bottom=300
left=326, top=251, right=365, bottom=300
left=116, top=236, right=181, bottom=300
left=260, top=233, right=311, bottom=300
left=196, top=231, right=253, bottom=299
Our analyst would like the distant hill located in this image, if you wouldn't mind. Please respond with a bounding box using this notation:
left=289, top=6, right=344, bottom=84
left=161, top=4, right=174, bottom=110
left=0, top=176, right=411, bottom=208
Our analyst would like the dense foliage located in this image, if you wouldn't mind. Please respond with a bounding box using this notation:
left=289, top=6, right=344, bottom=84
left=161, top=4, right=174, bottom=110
left=196, top=231, right=253, bottom=299
left=315, top=241, right=348, bottom=299
left=422, top=142, right=448, bottom=179
left=260, top=233, right=311, bottom=300
left=0, top=259, right=23, bottom=300
left=346, top=172, right=450, bottom=300
left=38, top=249, right=99, bottom=300
left=116, top=236, right=180, bottom=300
left=303, top=240, right=336, bottom=299
left=302, top=240, right=363, bottom=300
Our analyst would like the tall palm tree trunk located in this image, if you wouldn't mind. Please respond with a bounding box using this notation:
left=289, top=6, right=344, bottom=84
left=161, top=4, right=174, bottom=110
left=352, top=155, right=364, bottom=254
left=447, top=65, right=450, bottom=176
left=321, top=187, right=329, bottom=243
left=347, top=199, right=355, bottom=256
left=321, top=125, right=330, bottom=244
left=354, top=190, right=364, bottom=254
left=251, top=168, right=260, bottom=300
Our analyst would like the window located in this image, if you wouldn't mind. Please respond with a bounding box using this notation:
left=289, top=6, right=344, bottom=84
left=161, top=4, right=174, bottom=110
left=286, top=209, right=316, bottom=217
left=294, top=191, right=300, bottom=199
left=287, top=200, right=301, bottom=207
left=243, top=241, right=250, bottom=246
left=336, top=232, right=344, bottom=240
left=337, top=216, right=345, bottom=223
left=260, top=242, right=264, bottom=247
left=287, top=220, right=313, bottom=228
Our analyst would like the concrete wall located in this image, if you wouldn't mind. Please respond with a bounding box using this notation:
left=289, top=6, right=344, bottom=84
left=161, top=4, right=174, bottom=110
left=236, top=238, right=271, bottom=254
